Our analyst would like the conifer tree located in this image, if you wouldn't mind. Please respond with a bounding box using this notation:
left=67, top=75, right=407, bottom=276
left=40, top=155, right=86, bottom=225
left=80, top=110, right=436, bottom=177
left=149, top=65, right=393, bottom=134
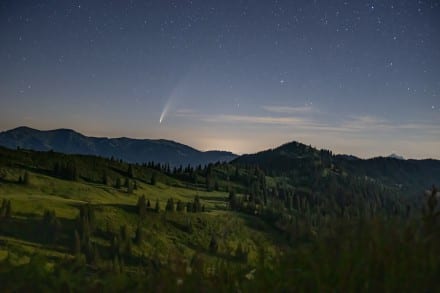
left=0, top=199, right=6, bottom=218
left=166, top=198, right=175, bottom=212
left=134, top=225, right=144, bottom=244
left=186, top=202, right=193, bottom=213
left=137, top=195, right=146, bottom=218
left=155, top=199, right=160, bottom=213
left=209, top=235, right=218, bottom=253
left=127, top=165, right=134, bottom=178
left=193, top=195, right=202, bottom=212
left=5, top=200, right=12, bottom=219
left=42, top=210, right=61, bottom=243
left=23, top=171, right=30, bottom=185
left=73, top=229, right=81, bottom=255
left=102, top=172, right=109, bottom=185
left=235, top=242, right=248, bottom=262
left=127, top=181, right=133, bottom=194
left=151, top=173, right=157, bottom=185
left=176, top=200, right=185, bottom=212
left=186, top=218, right=193, bottom=233
left=115, top=177, right=122, bottom=189
left=229, top=190, right=238, bottom=210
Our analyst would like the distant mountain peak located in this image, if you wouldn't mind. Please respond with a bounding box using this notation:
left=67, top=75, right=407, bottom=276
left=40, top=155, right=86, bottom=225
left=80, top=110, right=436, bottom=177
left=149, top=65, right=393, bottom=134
left=388, top=153, right=405, bottom=160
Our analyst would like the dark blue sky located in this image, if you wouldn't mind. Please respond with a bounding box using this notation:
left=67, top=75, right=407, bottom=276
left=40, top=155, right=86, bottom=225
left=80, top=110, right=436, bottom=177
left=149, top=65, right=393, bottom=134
left=0, top=0, right=439, bottom=158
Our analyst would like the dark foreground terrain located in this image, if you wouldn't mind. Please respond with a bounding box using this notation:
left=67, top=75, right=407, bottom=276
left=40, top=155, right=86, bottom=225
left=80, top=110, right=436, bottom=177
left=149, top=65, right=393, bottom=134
left=0, top=143, right=439, bottom=291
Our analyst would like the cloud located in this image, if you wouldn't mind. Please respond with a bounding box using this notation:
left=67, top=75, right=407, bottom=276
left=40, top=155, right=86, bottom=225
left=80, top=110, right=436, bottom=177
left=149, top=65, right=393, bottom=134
left=202, top=114, right=306, bottom=125
left=176, top=110, right=440, bottom=137
left=261, top=105, right=314, bottom=114
left=175, top=108, right=195, bottom=114
left=340, top=115, right=440, bottom=135
left=339, top=115, right=390, bottom=131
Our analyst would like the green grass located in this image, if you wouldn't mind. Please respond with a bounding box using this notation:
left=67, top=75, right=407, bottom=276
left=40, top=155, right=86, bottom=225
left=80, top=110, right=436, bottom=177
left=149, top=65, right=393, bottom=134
left=0, top=165, right=283, bottom=271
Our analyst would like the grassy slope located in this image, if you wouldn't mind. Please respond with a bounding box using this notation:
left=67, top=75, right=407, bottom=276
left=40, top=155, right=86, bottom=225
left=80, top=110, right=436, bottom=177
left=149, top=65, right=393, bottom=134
left=0, top=151, right=283, bottom=269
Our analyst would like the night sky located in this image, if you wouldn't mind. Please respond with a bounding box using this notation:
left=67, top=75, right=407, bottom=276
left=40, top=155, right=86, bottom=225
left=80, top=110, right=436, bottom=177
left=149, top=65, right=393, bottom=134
left=1, top=0, right=439, bottom=158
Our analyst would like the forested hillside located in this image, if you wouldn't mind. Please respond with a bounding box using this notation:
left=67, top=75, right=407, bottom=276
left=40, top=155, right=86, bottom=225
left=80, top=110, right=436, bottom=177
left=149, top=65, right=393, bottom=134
left=235, top=141, right=440, bottom=197
left=0, top=146, right=439, bottom=291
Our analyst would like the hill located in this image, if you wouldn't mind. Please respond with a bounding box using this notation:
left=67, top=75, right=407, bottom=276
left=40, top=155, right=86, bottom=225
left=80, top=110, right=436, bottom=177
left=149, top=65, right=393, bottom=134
left=234, top=141, right=440, bottom=196
left=0, top=127, right=237, bottom=166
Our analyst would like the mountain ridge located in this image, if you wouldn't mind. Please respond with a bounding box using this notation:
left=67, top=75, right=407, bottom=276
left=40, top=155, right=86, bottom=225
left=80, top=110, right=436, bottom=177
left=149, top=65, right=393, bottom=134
left=0, top=126, right=237, bottom=166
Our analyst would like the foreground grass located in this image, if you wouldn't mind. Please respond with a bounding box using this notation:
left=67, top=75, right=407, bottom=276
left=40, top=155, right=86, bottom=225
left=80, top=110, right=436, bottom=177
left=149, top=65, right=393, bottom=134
left=1, top=217, right=438, bottom=292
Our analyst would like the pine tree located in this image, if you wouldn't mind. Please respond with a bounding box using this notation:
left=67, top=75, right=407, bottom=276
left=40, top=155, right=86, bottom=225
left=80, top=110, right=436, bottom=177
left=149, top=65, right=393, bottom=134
left=235, top=242, right=248, bottom=262
left=77, top=204, right=96, bottom=241
left=66, top=161, right=78, bottom=181
left=423, top=185, right=439, bottom=235
left=176, top=200, right=185, bottom=212
left=112, top=255, right=120, bottom=273
left=209, top=235, right=218, bottom=253
left=134, top=225, right=143, bottom=244
left=102, top=172, right=109, bottom=185
left=0, top=199, right=6, bottom=218
left=186, top=202, right=193, bottom=213
left=42, top=210, right=61, bottom=243
left=150, top=173, right=157, bottom=185
left=120, top=225, right=128, bottom=242
left=73, top=229, right=81, bottom=255
left=206, top=174, right=213, bottom=191
left=127, top=181, right=133, bottom=194
left=137, top=195, right=146, bottom=218
left=23, top=171, right=30, bottom=185
left=5, top=200, right=12, bottom=219
left=186, top=218, right=193, bottom=233
left=115, top=178, right=122, bottom=189
left=229, top=191, right=238, bottom=210
left=127, top=165, right=134, bottom=178
left=165, top=198, right=175, bottom=212
left=193, top=195, right=202, bottom=212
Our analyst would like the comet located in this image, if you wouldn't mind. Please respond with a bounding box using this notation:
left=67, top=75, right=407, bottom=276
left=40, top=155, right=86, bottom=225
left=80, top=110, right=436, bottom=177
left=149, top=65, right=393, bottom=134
left=158, top=70, right=191, bottom=124
left=159, top=99, right=172, bottom=124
